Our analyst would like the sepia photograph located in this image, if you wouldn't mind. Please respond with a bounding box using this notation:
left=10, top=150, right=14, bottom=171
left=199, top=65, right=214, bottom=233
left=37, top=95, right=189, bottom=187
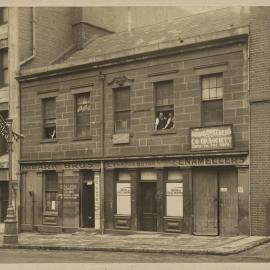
left=0, top=1, right=269, bottom=267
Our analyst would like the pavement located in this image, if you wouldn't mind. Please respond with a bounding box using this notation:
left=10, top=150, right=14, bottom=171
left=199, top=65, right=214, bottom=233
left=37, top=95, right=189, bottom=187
left=0, top=229, right=269, bottom=255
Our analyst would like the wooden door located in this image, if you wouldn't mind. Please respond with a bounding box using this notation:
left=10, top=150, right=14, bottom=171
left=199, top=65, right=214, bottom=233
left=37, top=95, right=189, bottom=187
left=141, top=182, right=157, bottom=231
left=219, top=168, right=238, bottom=236
left=82, top=182, right=95, bottom=228
left=0, top=182, right=8, bottom=223
left=193, top=168, right=218, bottom=235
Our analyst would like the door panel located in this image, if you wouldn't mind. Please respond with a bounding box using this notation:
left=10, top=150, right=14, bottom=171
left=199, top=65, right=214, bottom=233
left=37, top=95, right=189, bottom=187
left=193, top=168, right=218, bottom=235
left=219, top=168, right=238, bottom=236
left=82, top=183, right=95, bottom=228
left=141, top=182, right=157, bottom=231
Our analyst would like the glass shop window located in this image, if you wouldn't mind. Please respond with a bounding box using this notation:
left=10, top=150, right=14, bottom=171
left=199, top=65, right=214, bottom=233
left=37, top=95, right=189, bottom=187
left=44, top=171, right=58, bottom=212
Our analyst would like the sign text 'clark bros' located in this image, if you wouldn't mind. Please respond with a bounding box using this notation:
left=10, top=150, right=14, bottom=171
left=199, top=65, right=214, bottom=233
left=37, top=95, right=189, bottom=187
left=190, top=125, right=233, bottom=151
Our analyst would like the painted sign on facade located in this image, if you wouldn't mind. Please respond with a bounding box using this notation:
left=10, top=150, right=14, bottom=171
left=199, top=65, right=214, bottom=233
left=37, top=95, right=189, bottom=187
left=190, top=125, right=233, bottom=151
left=58, top=183, right=79, bottom=200
left=94, top=172, right=100, bottom=230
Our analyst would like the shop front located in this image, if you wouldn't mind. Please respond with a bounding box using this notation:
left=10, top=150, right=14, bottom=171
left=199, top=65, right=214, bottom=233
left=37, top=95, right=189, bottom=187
left=104, top=153, right=249, bottom=236
left=20, top=161, right=101, bottom=233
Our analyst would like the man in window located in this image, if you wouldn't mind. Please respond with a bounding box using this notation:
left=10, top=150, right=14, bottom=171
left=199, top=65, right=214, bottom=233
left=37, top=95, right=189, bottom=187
left=155, top=112, right=166, bottom=130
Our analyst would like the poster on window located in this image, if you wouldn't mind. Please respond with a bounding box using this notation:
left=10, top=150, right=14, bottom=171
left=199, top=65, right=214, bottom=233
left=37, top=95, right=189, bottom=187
left=116, top=183, right=131, bottom=215
left=166, top=183, right=183, bottom=217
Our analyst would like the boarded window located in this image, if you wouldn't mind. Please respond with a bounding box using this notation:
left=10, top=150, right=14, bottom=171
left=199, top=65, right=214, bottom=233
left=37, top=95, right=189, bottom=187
left=75, top=92, right=90, bottom=137
left=154, top=80, right=174, bottom=130
left=114, top=87, right=130, bottom=133
left=201, top=74, right=223, bottom=126
left=43, top=98, right=56, bottom=139
left=44, top=171, right=58, bottom=211
left=166, top=169, right=183, bottom=217
left=116, top=170, right=131, bottom=215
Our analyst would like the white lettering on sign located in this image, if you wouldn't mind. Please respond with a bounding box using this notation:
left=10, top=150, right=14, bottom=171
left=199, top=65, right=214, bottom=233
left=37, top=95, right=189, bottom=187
left=94, top=172, right=100, bottom=230
left=191, top=125, right=233, bottom=151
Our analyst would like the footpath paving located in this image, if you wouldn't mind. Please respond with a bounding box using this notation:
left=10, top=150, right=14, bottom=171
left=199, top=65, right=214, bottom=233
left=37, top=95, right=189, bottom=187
left=0, top=231, right=269, bottom=255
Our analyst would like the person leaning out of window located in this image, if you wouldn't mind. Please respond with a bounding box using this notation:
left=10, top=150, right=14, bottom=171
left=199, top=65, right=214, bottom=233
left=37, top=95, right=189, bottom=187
left=155, top=112, right=174, bottom=130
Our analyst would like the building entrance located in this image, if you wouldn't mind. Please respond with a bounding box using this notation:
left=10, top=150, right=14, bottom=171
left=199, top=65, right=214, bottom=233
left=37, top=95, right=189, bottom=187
left=81, top=171, right=95, bottom=228
left=140, top=182, right=157, bottom=231
left=193, top=167, right=238, bottom=236
left=0, top=181, right=8, bottom=223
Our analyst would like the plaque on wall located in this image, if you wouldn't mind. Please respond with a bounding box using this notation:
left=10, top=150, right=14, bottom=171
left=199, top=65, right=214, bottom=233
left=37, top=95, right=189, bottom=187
left=112, top=133, right=130, bottom=144
left=190, top=125, right=233, bottom=151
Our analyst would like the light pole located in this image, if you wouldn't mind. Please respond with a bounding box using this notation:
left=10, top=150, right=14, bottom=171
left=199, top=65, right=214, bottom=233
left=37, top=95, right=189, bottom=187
left=3, top=118, right=23, bottom=245
left=3, top=119, right=17, bottom=244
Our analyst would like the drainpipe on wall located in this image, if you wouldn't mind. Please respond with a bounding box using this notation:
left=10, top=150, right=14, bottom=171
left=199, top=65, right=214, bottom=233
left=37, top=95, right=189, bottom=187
left=99, top=72, right=105, bottom=235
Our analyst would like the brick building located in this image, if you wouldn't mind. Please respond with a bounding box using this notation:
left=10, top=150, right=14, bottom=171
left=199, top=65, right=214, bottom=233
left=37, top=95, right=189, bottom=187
left=16, top=7, right=251, bottom=235
left=249, top=7, right=270, bottom=235
left=0, top=6, right=190, bottom=229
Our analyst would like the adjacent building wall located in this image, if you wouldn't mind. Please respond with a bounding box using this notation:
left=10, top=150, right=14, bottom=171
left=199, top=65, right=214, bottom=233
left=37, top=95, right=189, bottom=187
left=249, top=7, right=270, bottom=235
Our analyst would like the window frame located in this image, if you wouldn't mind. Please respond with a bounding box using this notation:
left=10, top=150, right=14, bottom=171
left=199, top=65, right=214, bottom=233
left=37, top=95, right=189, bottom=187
left=43, top=171, right=58, bottom=213
left=74, top=92, right=91, bottom=139
left=0, top=8, right=8, bottom=25
left=42, top=97, right=57, bottom=140
left=0, top=49, right=8, bottom=88
left=153, top=80, right=175, bottom=131
left=113, top=86, right=131, bottom=134
left=201, top=73, right=224, bottom=127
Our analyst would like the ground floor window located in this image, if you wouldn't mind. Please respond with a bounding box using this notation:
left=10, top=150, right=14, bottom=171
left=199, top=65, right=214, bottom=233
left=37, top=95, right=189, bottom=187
left=166, top=169, right=183, bottom=217
left=44, top=171, right=58, bottom=212
left=116, top=170, right=131, bottom=215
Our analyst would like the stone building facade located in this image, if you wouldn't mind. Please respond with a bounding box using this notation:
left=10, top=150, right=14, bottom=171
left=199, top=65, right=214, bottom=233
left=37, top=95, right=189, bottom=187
left=17, top=7, right=251, bottom=235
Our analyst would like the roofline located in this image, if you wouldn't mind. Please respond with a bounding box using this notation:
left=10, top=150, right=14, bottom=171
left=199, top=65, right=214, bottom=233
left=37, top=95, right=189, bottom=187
left=17, top=26, right=249, bottom=83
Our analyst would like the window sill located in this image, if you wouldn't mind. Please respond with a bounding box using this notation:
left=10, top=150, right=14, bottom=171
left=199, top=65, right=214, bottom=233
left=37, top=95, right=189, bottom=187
left=43, top=211, right=58, bottom=217
left=152, top=128, right=176, bottom=135
left=72, top=136, right=92, bottom=141
left=40, top=138, right=58, bottom=144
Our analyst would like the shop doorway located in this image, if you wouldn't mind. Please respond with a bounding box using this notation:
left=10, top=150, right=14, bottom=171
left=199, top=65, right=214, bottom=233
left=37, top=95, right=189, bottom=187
left=0, top=181, right=8, bottom=223
left=81, top=171, right=95, bottom=228
left=140, top=182, right=157, bottom=231
left=193, top=167, right=238, bottom=236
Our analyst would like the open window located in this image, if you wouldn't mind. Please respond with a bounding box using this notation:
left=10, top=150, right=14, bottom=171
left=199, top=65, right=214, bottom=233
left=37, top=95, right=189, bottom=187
left=42, top=97, right=56, bottom=139
left=154, top=80, right=174, bottom=130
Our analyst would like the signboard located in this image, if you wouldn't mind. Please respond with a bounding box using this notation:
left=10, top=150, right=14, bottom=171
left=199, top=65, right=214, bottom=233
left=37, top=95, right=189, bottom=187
left=190, top=125, right=233, bottom=151
left=112, top=133, right=130, bottom=144
left=59, top=183, right=79, bottom=200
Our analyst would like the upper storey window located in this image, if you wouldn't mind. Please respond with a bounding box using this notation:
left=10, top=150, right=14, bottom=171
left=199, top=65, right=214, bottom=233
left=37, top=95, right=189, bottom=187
left=114, top=87, right=130, bottom=133
left=43, top=97, right=56, bottom=139
left=0, top=8, right=8, bottom=25
left=201, top=74, right=223, bottom=126
left=0, top=49, right=8, bottom=88
left=75, top=92, right=90, bottom=138
left=154, top=80, right=174, bottom=130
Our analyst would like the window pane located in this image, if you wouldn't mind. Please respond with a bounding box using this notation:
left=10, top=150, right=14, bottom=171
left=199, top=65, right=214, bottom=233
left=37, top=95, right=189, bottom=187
left=202, top=89, right=209, bottom=100
left=216, top=75, right=223, bottom=87
left=209, top=76, right=216, bottom=88
left=202, top=77, right=209, bottom=89
left=76, top=93, right=90, bottom=112
left=202, top=100, right=223, bottom=126
left=43, top=98, right=56, bottom=119
left=168, top=169, right=183, bottom=181
left=155, top=81, right=173, bottom=106
left=216, top=87, right=223, bottom=99
left=45, top=171, right=58, bottom=211
left=114, top=87, right=130, bottom=111
left=209, top=88, right=217, bottom=99
left=115, top=111, right=130, bottom=132
left=76, top=112, right=90, bottom=137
